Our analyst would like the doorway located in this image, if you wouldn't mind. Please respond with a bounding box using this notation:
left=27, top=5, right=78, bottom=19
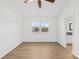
left=65, top=15, right=73, bottom=46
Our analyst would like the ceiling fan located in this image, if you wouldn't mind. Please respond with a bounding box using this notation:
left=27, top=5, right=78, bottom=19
left=24, top=0, right=55, bottom=8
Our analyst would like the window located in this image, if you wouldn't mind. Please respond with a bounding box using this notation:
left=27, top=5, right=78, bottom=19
left=32, top=21, right=48, bottom=32
left=32, top=21, right=40, bottom=32
left=41, top=21, right=48, bottom=32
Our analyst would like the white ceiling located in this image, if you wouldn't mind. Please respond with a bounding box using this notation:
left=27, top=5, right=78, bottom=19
left=11, top=0, right=70, bottom=16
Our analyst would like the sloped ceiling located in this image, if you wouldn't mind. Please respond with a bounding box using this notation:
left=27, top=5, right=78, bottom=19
left=11, top=0, right=70, bottom=16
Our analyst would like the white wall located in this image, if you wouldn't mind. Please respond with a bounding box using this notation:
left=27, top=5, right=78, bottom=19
left=0, top=0, right=23, bottom=58
left=71, top=0, right=79, bottom=58
left=72, top=8, right=79, bottom=58
left=23, top=16, right=57, bottom=42
left=57, top=0, right=73, bottom=47
left=57, top=14, right=66, bottom=47
left=57, top=0, right=79, bottom=58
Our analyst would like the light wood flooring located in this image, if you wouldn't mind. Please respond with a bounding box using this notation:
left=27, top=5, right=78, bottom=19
left=2, top=42, right=78, bottom=59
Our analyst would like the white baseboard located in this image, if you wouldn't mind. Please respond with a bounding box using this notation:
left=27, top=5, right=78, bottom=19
left=72, top=51, right=79, bottom=58
left=0, top=41, right=22, bottom=59
left=23, top=40, right=57, bottom=42
left=57, top=40, right=66, bottom=48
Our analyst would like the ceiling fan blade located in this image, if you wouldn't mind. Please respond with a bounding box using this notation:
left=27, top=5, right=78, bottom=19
left=38, top=0, right=41, bottom=8
left=45, top=0, right=55, bottom=3
left=24, top=0, right=32, bottom=3
left=24, top=0, right=28, bottom=3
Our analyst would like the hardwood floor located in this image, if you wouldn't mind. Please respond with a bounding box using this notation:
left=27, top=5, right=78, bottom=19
left=2, top=42, right=77, bottom=59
